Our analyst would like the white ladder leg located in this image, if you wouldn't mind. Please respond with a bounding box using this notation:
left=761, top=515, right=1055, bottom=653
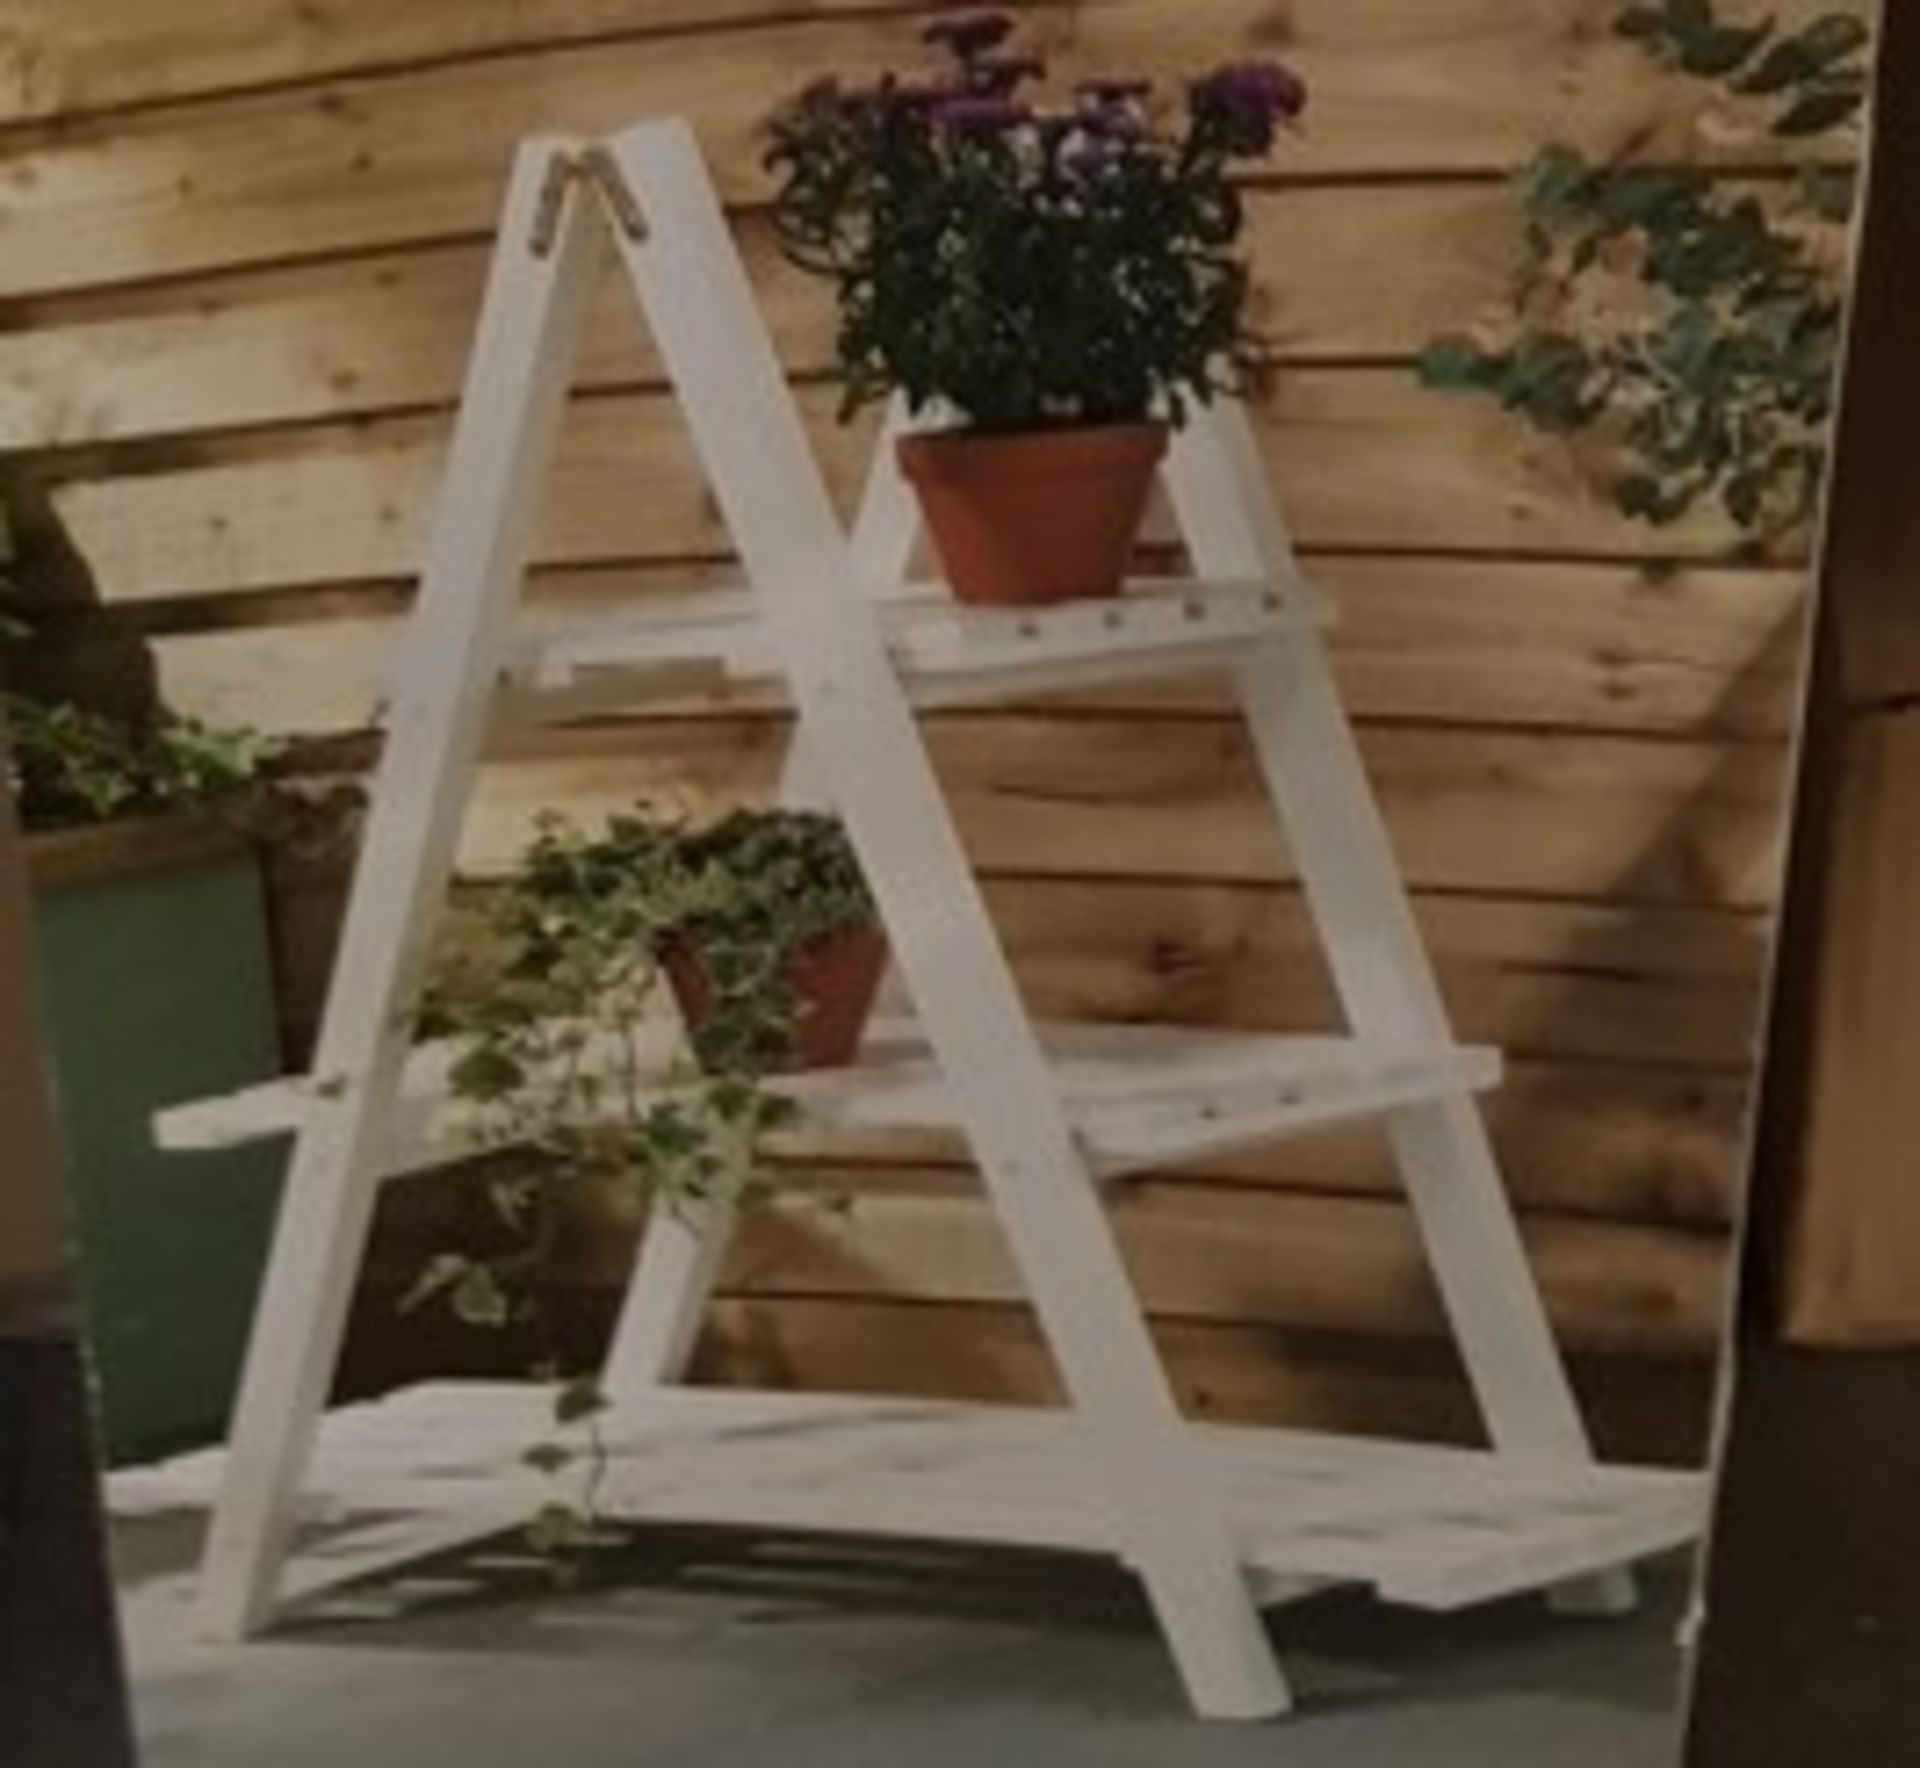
left=1240, top=646, right=1636, bottom=1615
left=601, top=1203, right=734, bottom=1398
left=1234, top=646, right=1602, bottom=1460
left=601, top=121, right=1288, bottom=1720
left=1168, top=400, right=1634, bottom=1613
left=192, top=141, right=605, bottom=1641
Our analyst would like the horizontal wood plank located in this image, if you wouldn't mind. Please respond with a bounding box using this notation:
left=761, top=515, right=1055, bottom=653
left=691, top=1298, right=1717, bottom=1465
left=336, top=1284, right=1715, bottom=1466
left=147, top=555, right=1807, bottom=742
left=362, top=1164, right=1727, bottom=1357
left=0, top=0, right=891, bottom=121
left=463, top=713, right=1794, bottom=908
left=0, top=185, right=1520, bottom=448
left=42, top=373, right=1757, bottom=610
left=0, top=0, right=1856, bottom=301
left=715, top=1177, right=1729, bottom=1358
left=989, top=876, right=1769, bottom=1075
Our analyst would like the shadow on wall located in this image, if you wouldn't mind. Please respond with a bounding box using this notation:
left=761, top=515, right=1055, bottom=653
left=2, top=471, right=159, bottom=726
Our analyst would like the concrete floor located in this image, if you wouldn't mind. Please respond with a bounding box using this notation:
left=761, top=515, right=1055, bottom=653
left=116, top=1522, right=1691, bottom=1767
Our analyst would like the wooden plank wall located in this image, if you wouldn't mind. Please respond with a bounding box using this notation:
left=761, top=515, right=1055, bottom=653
left=0, top=0, right=1860, bottom=1461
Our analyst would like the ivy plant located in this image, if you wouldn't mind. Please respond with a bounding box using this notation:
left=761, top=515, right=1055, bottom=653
left=409, top=806, right=879, bottom=1540
left=1418, top=0, right=1869, bottom=538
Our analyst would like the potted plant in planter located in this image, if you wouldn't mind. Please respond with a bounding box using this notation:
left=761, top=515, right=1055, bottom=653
left=406, top=805, right=883, bottom=1544
left=654, top=808, right=887, bottom=1073
left=415, top=805, right=884, bottom=1333
left=3, top=482, right=364, bottom=1464
left=2, top=665, right=294, bottom=1465
left=765, top=12, right=1307, bottom=605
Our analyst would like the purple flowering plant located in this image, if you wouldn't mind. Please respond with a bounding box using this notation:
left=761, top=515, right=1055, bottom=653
left=764, top=13, right=1306, bottom=432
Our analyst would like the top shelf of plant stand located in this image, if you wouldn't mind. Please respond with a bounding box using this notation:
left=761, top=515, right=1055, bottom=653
left=500, top=574, right=1333, bottom=716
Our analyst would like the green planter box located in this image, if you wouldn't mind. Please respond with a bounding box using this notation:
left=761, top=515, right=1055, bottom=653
left=27, top=825, right=286, bottom=1467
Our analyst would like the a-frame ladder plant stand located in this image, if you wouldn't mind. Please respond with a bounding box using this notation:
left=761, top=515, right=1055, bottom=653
left=123, top=120, right=1709, bottom=1723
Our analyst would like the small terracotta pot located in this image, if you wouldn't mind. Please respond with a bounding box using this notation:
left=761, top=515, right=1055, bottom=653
left=897, top=422, right=1169, bottom=606
left=662, top=925, right=888, bottom=1072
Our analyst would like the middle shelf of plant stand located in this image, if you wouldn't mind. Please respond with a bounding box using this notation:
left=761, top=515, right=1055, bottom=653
left=496, top=573, right=1333, bottom=717
left=157, top=1019, right=1500, bottom=1187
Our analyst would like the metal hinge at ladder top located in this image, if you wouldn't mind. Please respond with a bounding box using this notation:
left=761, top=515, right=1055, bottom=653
left=528, top=143, right=650, bottom=258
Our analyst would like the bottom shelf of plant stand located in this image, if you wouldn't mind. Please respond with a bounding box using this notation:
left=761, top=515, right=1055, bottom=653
left=110, top=1383, right=1707, bottom=1621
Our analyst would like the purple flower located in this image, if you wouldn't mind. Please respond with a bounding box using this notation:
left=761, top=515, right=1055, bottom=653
left=1190, top=58, right=1308, bottom=154
left=935, top=94, right=1031, bottom=135
left=922, top=10, right=1016, bottom=60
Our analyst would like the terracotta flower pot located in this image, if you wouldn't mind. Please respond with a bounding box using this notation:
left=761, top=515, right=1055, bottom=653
left=662, top=925, right=888, bottom=1072
left=897, top=422, right=1169, bottom=605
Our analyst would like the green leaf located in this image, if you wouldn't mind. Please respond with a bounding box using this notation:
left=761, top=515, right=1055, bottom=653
left=489, top=1174, right=538, bottom=1230
left=523, top=1442, right=575, bottom=1476
left=1593, top=165, right=1699, bottom=230
left=1739, top=12, right=1872, bottom=92
left=1735, top=34, right=1821, bottom=95
left=554, top=1375, right=608, bottom=1426
left=451, top=1264, right=511, bottom=1329
left=526, top=1502, right=589, bottom=1556
left=1726, top=470, right=1767, bottom=529
left=1517, top=144, right=1594, bottom=223
left=1681, top=21, right=1772, bottom=77
left=1416, top=335, right=1498, bottom=391
left=1798, top=165, right=1860, bottom=223
left=1774, top=82, right=1866, bottom=136
left=398, top=1253, right=473, bottom=1317
left=448, top=1042, right=525, bottom=1102
left=1798, top=14, right=1871, bottom=60
left=1616, top=473, right=1700, bottom=525
left=1617, top=475, right=1661, bottom=520
left=1655, top=301, right=1719, bottom=377
left=1501, top=332, right=1598, bottom=430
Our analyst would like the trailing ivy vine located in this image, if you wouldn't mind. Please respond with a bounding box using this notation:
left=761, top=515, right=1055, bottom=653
left=409, top=807, right=880, bottom=1555
left=1419, top=0, right=1870, bottom=539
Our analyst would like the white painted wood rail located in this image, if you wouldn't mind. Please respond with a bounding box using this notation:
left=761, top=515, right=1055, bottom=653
left=127, top=118, right=1698, bottom=1722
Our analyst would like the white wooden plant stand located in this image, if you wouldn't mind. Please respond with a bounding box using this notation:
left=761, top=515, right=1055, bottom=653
left=117, top=121, right=1708, bottom=1722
